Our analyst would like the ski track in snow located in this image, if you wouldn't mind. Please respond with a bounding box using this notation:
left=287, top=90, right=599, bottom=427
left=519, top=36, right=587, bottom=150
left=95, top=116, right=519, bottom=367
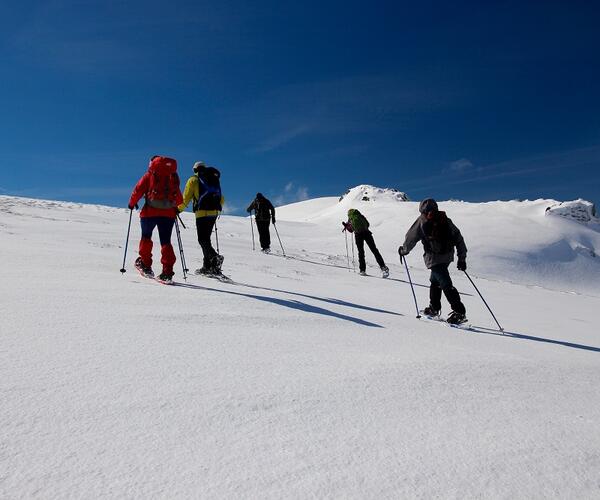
left=1, top=194, right=600, bottom=499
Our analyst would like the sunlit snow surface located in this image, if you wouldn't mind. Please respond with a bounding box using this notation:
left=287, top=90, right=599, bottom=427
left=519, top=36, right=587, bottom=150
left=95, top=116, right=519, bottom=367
left=1, top=193, right=599, bottom=498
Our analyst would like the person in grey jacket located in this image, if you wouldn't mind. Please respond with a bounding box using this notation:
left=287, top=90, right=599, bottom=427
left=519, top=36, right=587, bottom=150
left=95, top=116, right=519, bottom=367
left=398, top=198, right=467, bottom=324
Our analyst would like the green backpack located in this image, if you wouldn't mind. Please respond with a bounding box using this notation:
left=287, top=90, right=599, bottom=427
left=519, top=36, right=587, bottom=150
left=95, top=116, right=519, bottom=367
left=347, top=209, right=370, bottom=233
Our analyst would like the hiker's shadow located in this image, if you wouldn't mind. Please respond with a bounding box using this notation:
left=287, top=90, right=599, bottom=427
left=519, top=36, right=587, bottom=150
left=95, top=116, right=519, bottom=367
left=468, top=325, right=600, bottom=353
left=233, top=281, right=403, bottom=317
left=175, top=281, right=385, bottom=328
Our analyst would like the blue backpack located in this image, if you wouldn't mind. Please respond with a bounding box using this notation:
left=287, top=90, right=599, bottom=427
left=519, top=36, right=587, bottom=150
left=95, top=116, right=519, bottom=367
left=194, top=167, right=222, bottom=211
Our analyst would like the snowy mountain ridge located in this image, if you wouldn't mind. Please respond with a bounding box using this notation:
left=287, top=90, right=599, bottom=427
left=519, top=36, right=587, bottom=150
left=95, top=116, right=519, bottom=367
left=277, top=188, right=600, bottom=295
left=544, top=198, right=598, bottom=224
left=338, top=185, right=410, bottom=203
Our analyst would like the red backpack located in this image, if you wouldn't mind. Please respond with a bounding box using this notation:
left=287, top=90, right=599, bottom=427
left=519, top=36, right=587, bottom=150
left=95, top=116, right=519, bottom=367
left=145, top=156, right=180, bottom=209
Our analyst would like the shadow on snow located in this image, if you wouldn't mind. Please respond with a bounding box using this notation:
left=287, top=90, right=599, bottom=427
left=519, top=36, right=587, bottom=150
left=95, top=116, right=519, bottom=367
left=466, top=325, right=600, bottom=353
left=232, top=280, right=403, bottom=317
left=174, top=281, right=384, bottom=328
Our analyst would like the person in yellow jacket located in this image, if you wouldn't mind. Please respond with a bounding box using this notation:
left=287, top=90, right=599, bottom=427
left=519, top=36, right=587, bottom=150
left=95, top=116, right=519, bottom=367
left=178, top=161, right=225, bottom=275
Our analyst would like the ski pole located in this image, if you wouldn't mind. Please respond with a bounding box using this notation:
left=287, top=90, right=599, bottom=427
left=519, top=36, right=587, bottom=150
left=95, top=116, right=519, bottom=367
left=273, top=222, right=285, bottom=256
left=463, top=270, right=504, bottom=332
left=351, top=236, right=356, bottom=272
left=120, top=208, right=133, bottom=273
left=174, top=217, right=188, bottom=280
left=250, top=215, right=256, bottom=251
left=344, top=230, right=351, bottom=270
left=176, top=213, right=187, bottom=229
left=214, top=216, right=220, bottom=254
left=401, top=254, right=421, bottom=319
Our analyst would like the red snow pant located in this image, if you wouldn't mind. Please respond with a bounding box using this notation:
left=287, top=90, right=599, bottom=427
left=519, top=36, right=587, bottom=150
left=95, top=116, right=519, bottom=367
left=138, top=216, right=176, bottom=274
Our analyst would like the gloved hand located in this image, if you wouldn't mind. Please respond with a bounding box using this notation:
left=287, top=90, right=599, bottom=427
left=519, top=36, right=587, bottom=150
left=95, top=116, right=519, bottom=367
left=457, top=260, right=467, bottom=271
left=272, top=217, right=276, bottom=224
left=247, top=208, right=252, bottom=213
left=128, top=203, right=139, bottom=210
left=342, top=221, right=353, bottom=233
left=398, top=245, right=408, bottom=256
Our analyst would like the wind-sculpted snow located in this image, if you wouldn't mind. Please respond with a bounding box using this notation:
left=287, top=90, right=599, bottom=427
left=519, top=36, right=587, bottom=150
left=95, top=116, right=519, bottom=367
left=1, top=194, right=599, bottom=498
left=278, top=192, right=600, bottom=295
left=545, top=199, right=599, bottom=224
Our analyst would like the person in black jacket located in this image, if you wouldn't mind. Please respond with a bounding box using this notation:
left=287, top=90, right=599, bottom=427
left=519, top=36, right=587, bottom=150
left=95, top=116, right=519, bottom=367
left=247, top=193, right=275, bottom=252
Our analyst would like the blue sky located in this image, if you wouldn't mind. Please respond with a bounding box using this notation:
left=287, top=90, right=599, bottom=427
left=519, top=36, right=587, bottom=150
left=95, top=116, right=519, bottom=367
left=1, top=0, right=599, bottom=212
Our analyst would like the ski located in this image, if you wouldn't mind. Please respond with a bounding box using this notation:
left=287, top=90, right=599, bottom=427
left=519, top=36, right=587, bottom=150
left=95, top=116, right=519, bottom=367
left=194, top=269, right=235, bottom=284
left=420, top=312, right=473, bottom=331
left=135, top=267, right=155, bottom=280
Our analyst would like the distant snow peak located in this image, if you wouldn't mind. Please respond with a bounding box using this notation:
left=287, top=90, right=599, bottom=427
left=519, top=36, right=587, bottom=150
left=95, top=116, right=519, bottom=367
left=339, top=185, right=409, bottom=203
left=545, top=199, right=599, bottom=224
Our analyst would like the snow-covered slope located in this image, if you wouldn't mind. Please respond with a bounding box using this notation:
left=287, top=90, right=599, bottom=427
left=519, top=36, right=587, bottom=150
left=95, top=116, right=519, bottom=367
left=278, top=186, right=600, bottom=295
left=1, top=193, right=599, bottom=498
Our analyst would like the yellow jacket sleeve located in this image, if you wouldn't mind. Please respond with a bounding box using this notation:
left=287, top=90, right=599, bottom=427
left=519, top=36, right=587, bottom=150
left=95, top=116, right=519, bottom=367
left=178, top=176, right=198, bottom=212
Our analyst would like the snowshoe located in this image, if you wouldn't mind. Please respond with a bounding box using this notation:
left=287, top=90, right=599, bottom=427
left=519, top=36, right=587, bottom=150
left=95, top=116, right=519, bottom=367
left=156, top=272, right=174, bottom=285
left=194, top=267, right=233, bottom=283
left=359, top=270, right=367, bottom=276
left=446, top=311, right=467, bottom=325
left=135, top=257, right=154, bottom=278
left=261, top=247, right=271, bottom=254
left=381, top=265, right=389, bottom=278
left=212, top=254, right=224, bottom=271
left=422, top=305, right=441, bottom=318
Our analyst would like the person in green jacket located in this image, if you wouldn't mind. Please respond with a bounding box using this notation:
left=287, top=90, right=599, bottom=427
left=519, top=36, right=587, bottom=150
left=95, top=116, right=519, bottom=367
left=342, top=209, right=389, bottom=278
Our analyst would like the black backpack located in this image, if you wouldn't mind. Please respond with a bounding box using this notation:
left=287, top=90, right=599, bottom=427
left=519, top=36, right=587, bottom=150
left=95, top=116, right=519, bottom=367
left=421, top=211, right=453, bottom=254
left=194, top=167, right=222, bottom=211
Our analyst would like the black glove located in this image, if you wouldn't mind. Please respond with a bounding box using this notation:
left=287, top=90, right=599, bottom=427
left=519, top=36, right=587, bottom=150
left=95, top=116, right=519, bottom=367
left=128, top=203, right=139, bottom=210
left=398, top=245, right=408, bottom=256
left=272, top=217, right=276, bottom=224
left=457, top=260, right=467, bottom=271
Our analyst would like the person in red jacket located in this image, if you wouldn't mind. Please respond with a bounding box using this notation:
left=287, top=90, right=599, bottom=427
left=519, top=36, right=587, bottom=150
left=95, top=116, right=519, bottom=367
left=128, top=156, right=183, bottom=283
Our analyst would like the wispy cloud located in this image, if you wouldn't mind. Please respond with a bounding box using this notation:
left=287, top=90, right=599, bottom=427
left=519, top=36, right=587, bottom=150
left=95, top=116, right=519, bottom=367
left=445, top=158, right=475, bottom=174
left=272, top=182, right=310, bottom=206
left=252, top=124, right=312, bottom=153
left=9, top=1, right=251, bottom=75
left=404, top=145, right=600, bottom=194
left=221, top=202, right=239, bottom=215
left=228, top=74, right=466, bottom=155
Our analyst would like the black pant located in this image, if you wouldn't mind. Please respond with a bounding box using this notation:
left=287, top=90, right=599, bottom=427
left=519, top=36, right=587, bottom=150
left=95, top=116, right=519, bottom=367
left=355, top=231, right=385, bottom=272
left=429, top=263, right=465, bottom=314
left=256, top=219, right=271, bottom=250
left=196, top=217, right=218, bottom=267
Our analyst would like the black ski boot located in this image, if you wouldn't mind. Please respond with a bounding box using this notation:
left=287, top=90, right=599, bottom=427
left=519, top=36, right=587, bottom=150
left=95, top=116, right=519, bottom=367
left=447, top=311, right=467, bottom=325
left=423, top=305, right=441, bottom=317
left=212, top=254, right=224, bottom=273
